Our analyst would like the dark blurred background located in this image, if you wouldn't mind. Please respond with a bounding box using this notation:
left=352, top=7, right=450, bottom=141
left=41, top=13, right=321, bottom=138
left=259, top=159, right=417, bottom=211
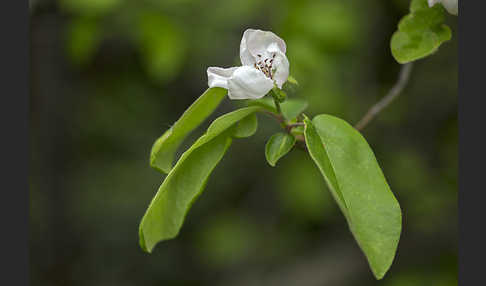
left=29, top=0, right=457, bottom=285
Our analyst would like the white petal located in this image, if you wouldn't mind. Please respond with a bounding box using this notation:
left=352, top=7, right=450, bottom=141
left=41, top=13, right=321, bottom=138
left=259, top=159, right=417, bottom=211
left=240, top=29, right=286, bottom=66
left=269, top=49, right=289, bottom=89
left=428, top=0, right=457, bottom=15
left=227, top=66, right=274, bottom=100
left=207, top=67, right=238, bottom=89
left=441, top=0, right=458, bottom=15
left=239, top=31, right=255, bottom=66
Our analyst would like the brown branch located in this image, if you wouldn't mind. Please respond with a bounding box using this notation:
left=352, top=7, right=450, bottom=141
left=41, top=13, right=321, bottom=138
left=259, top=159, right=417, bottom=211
left=286, top=122, right=305, bottom=129
left=355, top=63, right=413, bottom=131
left=261, top=110, right=306, bottom=149
left=262, top=110, right=285, bottom=124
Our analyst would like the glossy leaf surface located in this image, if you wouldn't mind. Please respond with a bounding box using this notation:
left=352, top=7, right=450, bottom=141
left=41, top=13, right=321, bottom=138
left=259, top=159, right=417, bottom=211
left=304, top=114, right=401, bottom=279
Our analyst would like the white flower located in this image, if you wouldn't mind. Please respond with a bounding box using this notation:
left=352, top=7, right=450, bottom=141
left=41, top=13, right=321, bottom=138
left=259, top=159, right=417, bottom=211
left=428, top=0, right=458, bottom=15
left=207, top=29, right=289, bottom=100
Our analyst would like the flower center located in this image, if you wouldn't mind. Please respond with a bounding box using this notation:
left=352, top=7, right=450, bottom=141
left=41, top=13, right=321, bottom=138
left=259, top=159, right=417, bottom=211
left=254, top=53, right=276, bottom=79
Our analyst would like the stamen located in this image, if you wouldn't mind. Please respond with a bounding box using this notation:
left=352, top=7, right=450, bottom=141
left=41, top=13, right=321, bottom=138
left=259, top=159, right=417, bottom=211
left=254, top=53, right=276, bottom=80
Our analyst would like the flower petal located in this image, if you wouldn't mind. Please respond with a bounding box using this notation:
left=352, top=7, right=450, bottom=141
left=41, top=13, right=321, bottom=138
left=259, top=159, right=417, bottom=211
left=240, top=29, right=286, bottom=66
left=227, top=66, right=274, bottom=100
left=207, top=67, right=239, bottom=89
left=239, top=31, right=255, bottom=66
left=441, top=0, right=458, bottom=15
left=428, top=0, right=457, bottom=15
left=270, top=49, right=289, bottom=89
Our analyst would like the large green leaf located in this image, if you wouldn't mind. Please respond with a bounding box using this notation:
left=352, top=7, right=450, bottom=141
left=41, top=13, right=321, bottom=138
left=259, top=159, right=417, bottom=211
left=390, top=0, right=451, bottom=64
left=265, top=133, right=296, bottom=167
left=140, top=106, right=262, bottom=252
left=304, top=114, right=401, bottom=279
left=303, top=118, right=348, bottom=217
left=150, top=87, right=227, bottom=173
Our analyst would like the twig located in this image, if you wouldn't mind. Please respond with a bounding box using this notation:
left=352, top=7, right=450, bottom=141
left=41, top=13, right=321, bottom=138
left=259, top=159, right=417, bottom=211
left=286, top=122, right=305, bottom=129
left=355, top=63, right=413, bottom=131
left=261, top=110, right=306, bottom=148
left=262, top=110, right=285, bottom=124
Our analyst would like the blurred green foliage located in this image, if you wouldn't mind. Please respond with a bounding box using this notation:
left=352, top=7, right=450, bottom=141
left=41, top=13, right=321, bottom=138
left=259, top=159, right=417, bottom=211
left=30, top=0, right=457, bottom=285
left=390, top=0, right=452, bottom=64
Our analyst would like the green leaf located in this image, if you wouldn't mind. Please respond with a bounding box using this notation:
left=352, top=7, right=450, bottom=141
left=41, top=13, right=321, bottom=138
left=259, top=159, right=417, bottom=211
left=304, top=115, right=401, bottom=280
left=150, top=87, right=227, bottom=174
left=303, top=117, right=349, bottom=217
left=202, top=106, right=262, bottom=143
left=246, top=97, right=276, bottom=113
left=140, top=106, right=262, bottom=252
left=290, top=125, right=305, bottom=137
left=287, top=75, right=299, bottom=85
left=280, top=99, right=308, bottom=120
left=390, top=0, right=451, bottom=64
left=410, top=0, right=428, bottom=12
left=233, top=113, right=258, bottom=138
left=265, top=133, right=296, bottom=167
left=140, top=132, right=232, bottom=253
left=247, top=98, right=308, bottom=120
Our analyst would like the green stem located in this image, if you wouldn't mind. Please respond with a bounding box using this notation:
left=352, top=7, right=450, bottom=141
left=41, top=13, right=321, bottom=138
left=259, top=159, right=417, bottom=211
left=273, top=97, right=282, bottom=115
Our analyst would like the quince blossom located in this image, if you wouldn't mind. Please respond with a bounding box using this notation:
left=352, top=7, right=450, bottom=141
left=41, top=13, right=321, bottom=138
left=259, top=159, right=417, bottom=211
left=207, top=29, right=289, bottom=100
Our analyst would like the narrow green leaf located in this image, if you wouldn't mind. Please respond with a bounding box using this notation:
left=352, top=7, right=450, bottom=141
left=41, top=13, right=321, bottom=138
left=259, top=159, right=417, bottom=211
left=390, top=0, right=451, bottom=64
left=304, top=115, right=401, bottom=280
left=233, top=113, right=258, bottom=138
left=265, top=133, right=296, bottom=167
left=150, top=87, right=227, bottom=173
left=140, top=106, right=262, bottom=252
left=140, top=131, right=232, bottom=253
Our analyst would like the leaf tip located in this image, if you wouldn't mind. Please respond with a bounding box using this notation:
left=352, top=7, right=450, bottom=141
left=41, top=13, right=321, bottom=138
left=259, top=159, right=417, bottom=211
left=264, top=151, right=276, bottom=167
left=138, top=225, right=152, bottom=253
